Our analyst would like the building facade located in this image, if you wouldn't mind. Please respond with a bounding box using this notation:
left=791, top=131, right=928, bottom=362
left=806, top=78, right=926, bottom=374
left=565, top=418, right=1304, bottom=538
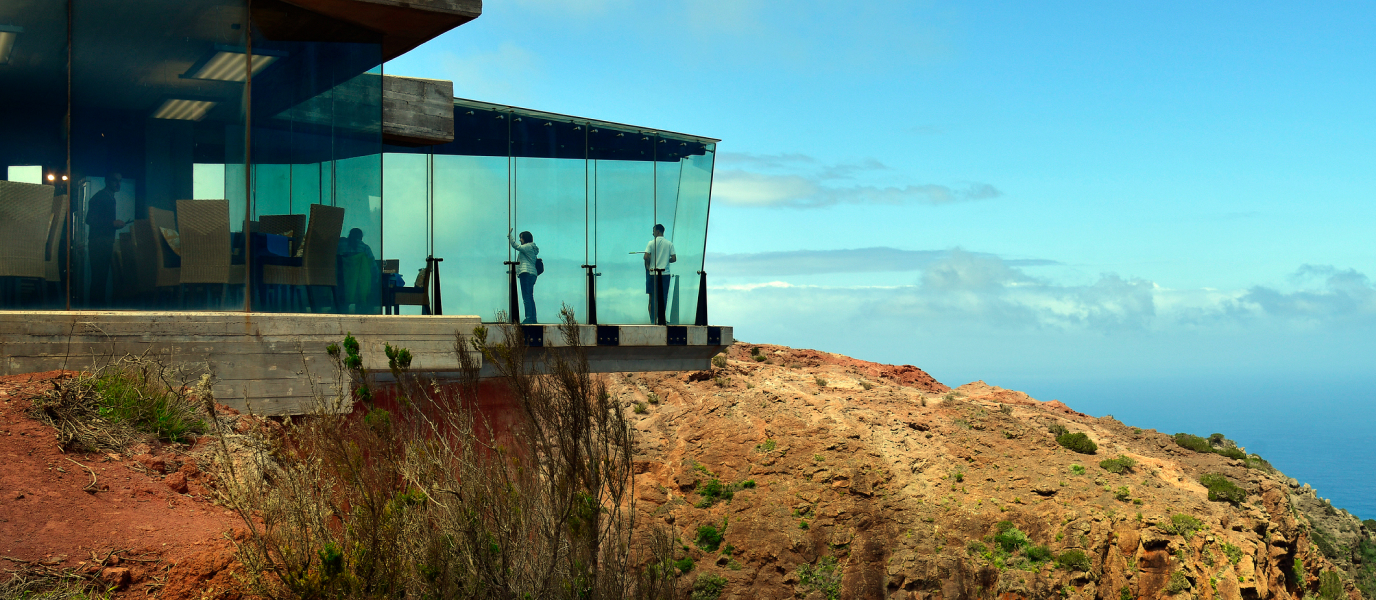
left=0, top=0, right=717, bottom=327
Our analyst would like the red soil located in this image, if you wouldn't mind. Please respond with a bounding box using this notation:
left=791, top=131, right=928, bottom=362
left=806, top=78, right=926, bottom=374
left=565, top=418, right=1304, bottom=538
left=0, top=371, right=244, bottom=598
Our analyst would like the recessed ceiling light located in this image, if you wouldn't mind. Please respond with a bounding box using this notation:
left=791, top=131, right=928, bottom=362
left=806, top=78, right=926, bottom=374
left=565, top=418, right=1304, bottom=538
left=152, top=99, right=217, bottom=121
left=0, top=25, right=22, bottom=65
left=183, top=46, right=281, bottom=82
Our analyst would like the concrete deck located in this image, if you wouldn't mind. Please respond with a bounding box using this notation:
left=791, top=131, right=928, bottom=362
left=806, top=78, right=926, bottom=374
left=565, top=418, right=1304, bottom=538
left=0, top=312, right=731, bottom=415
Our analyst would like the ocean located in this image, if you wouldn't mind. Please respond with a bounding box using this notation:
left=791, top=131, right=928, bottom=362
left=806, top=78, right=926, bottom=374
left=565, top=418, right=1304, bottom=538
left=1017, top=374, right=1376, bottom=520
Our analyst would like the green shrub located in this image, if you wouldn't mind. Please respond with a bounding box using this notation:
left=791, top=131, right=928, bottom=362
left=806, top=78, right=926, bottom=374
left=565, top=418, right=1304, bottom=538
left=675, top=556, right=695, bottom=574
left=1070, top=464, right=1086, bottom=475
left=692, top=573, right=729, bottom=600
left=797, top=556, right=843, bottom=600
left=696, top=524, right=724, bottom=552
left=860, top=381, right=873, bottom=390
left=1174, top=433, right=1213, bottom=453
left=1100, top=455, right=1137, bottom=474
left=799, top=519, right=809, bottom=530
left=1027, top=545, right=1053, bottom=563
left=1114, top=486, right=1131, bottom=502
left=1048, top=423, right=1070, bottom=437
left=739, top=480, right=756, bottom=489
left=954, top=472, right=965, bottom=483
left=1120, top=585, right=1133, bottom=600
left=815, top=377, right=827, bottom=387
left=1319, top=570, right=1344, bottom=600
left=1160, top=513, right=1204, bottom=538
left=750, top=347, right=761, bottom=356
left=1166, top=570, right=1191, bottom=594
left=634, top=402, right=648, bottom=414
left=1200, top=474, right=1246, bottom=504
left=994, top=522, right=1031, bottom=552
left=756, top=439, right=776, bottom=453
left=1057, top=432, right=1098, bottom=454
left=1221, top=542, right=1244, bottom=565
left=695, top=479, right=735, bottom=508
left=967, top=540, right=988, bottom=556
left=647, top=392, right=660, bottom=405
left=711, top=355, right=728, bottom=369
left=1057, top=550, right=1091, bottom=572
left=1216, top=447, right=1246, bottom=460
left=753, top=354, right=767, bottom=362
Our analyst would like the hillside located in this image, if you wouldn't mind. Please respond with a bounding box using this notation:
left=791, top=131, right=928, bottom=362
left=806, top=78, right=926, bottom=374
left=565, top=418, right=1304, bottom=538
left=2, top=344, right=1373, bottom=600
left=610, top=342, right=1375, bottom=600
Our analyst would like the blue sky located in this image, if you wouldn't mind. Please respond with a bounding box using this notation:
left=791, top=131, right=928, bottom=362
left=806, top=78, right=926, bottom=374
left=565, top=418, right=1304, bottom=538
left=387, top=1, right=1376, bottom=511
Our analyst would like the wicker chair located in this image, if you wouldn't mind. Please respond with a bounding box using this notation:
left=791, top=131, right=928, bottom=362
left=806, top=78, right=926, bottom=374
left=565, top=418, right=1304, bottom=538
left=146, top=207, right=182, bottom=304
left=262, top=204, right=344, bottom=311
left=258, top=214, right=306, bottom=256
left=390, top=263, right=432, bottom=315
left=0, top=181, right=55, bottom=306
left=0, top=180, right=55, bottom=280
left=176, top=199, right=246, bottom=308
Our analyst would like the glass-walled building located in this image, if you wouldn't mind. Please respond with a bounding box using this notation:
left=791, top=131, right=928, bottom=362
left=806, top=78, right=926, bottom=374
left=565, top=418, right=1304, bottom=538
left=384, top=99, right=716, bottom=325
left=0, top=0, right=716, bottom=325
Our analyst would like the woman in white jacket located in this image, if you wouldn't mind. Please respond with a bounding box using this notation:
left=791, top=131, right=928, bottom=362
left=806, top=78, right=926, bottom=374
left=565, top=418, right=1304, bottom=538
left=508, top=228, right=539, bottom=323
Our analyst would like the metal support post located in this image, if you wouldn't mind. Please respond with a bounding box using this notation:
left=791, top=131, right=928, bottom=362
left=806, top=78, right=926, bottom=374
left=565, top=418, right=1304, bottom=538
left=430, top=256, right=443, bottom=315
left=582, top=264, right=598, bottom=324
left=695, top=270, right=708, bottom=326
left=503, top=261, right=520, bottom=323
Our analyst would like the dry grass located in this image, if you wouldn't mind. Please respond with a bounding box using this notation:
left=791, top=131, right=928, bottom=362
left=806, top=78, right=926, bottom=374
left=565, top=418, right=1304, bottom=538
left=211, top=307, right=684, bottom=600
left=28, top=354, right=207, bottom=453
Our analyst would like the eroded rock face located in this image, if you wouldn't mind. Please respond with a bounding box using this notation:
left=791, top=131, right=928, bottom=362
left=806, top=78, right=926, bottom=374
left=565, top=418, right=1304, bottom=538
left=620, top=342, right=1369, bottom=600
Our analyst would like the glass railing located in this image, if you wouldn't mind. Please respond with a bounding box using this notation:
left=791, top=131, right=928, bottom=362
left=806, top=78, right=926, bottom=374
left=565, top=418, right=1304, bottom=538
left=381, top=99, right=717, bottom=324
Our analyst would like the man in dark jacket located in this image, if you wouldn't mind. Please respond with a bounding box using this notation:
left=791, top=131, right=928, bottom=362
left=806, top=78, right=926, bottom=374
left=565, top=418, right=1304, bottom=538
left=84, top=173, right=125, bottom=305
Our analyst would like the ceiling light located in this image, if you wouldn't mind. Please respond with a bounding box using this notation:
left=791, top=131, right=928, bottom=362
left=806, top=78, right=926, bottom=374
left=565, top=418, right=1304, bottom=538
left=183, top=46, right=281, bottom=82
left=152, top=99, right=217, bottom=121
left=0, top=25, right=21, bottom=65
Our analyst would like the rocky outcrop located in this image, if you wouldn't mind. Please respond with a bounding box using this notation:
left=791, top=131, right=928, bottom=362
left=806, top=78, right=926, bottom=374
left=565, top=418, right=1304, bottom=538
left=619, top=343, right=1371, bottom=600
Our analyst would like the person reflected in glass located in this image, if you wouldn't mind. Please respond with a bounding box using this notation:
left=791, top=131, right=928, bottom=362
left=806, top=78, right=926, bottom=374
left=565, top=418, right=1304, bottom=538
left=644, top=223, right=676, bottom=323
left=339, top=227, right=376, bottom=259
left=84, top=172, right=125, bottom=305
left=338, top=228, right=379, bottom=313
left=508, top=228, right=539, bottom=323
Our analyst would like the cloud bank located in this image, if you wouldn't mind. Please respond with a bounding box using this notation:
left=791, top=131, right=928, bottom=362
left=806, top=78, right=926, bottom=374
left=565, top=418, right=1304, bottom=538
left=712, top=152, right=1002, bottom=208
left=710, top=250, right=1376, bottom=336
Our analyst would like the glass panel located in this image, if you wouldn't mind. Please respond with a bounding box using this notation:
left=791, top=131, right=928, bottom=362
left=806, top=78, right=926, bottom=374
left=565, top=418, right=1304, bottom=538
left=249, top=3, right=382, bottom=314
left=668, top=142, right=714, bottom=324
left=590, top=127, right=655, bottom=324
left=71, top=0, right=249, bottom=309
left=430, top=105, right=511, bottom=322
left=381, top=149, right=432, bottom=314
left=0, top=0, right=68, bottom=309
left=511, top=115, right=587, bottom=323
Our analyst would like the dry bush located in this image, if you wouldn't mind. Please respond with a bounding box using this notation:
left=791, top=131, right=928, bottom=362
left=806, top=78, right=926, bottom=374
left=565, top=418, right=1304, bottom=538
left=30, top=353, right=207, bottom=452
left=213, top=307, right=683, bottom=600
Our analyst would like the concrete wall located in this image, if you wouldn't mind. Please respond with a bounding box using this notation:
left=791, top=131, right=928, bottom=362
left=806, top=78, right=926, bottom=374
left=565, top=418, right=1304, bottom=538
left=0, top=311, right=481, bottom=416
left=0, top=312, right=732, bottom=415
left=383, top=76, right=455, bottom=146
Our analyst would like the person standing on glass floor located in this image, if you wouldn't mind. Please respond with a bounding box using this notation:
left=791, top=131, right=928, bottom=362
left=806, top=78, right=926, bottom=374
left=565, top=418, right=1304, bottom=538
left=508, top=228, right=539, bottom=323
left=644, top=223, right=676, bottom=322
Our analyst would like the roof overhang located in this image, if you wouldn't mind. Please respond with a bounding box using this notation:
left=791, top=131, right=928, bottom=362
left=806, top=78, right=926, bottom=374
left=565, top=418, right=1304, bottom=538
left=282, top=0, right=481, bottom=60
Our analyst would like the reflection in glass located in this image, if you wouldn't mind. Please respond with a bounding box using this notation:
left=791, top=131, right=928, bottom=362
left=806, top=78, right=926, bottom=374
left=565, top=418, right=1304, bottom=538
left=71, top=0, right=249, bottom=309
left=0, top=1, right=68, bottom=309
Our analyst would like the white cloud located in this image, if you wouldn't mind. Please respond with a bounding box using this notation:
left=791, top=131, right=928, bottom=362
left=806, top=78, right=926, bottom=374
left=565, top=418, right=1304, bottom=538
left=712, top=169, right=1002, bottom=208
